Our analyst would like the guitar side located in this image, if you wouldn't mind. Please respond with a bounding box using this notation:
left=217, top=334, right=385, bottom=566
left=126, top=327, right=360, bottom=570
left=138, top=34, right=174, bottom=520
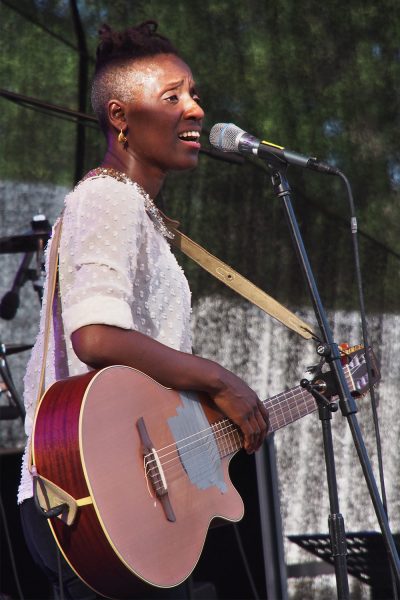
left=32, top=366, right=244, bottom=599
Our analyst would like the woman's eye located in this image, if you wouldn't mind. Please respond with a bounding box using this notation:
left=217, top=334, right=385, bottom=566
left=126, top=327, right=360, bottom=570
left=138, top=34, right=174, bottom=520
left=193, top=94, right=201, bottom=104
left=165, top=94, right=179, bottom=103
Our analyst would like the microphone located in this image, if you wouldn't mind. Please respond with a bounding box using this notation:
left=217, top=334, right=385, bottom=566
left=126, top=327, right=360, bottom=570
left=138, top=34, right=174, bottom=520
left=209, top=123, right=339, bottom=175
left=0, top=252, right=34, bottom=320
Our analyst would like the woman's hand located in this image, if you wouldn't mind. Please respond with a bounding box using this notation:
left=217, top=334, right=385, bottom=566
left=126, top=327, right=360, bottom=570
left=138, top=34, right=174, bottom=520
left=208, top=368, right=269, bottom=454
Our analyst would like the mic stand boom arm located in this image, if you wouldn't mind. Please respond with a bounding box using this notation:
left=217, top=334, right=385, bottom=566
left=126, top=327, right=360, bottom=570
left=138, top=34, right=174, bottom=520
left=270, top=169, right=400, bottom=598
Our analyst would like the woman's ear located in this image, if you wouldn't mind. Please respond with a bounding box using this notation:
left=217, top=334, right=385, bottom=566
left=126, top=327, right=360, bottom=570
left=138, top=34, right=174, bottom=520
left=107, top=100, right=127, bottom=134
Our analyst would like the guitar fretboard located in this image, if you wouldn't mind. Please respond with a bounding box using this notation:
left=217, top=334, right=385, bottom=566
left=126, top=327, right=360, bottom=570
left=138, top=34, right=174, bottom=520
left=212, top=364, right=353, bottom=458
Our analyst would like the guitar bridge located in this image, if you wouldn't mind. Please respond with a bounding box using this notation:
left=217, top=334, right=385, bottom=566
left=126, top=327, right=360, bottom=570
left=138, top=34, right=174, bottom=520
left=137, top=417, right=176, bottom=522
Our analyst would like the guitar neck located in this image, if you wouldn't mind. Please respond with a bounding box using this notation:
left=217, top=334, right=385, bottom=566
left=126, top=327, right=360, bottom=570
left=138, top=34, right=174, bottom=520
left=212, top=364, right=353, bottom=458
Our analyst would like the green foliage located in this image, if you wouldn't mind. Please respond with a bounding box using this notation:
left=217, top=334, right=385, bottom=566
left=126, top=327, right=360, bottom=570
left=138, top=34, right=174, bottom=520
left=1, top=0, right=399, bottom=310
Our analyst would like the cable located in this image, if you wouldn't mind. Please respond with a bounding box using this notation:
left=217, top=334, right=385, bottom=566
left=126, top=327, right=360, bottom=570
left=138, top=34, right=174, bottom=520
left=338, top=170, right=399, bottom=600
left=225, top=155, right=400, bottom=265
left=0, top=89, right=99, bottom=129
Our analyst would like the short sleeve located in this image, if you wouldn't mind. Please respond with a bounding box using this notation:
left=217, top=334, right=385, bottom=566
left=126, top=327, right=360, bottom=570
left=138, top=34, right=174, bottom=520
left=59, top=176, right=146, bottom=337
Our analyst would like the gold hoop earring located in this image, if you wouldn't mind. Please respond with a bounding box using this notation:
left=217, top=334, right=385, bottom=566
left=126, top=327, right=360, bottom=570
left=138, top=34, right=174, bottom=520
left=118, top=129, right=128, bottom=146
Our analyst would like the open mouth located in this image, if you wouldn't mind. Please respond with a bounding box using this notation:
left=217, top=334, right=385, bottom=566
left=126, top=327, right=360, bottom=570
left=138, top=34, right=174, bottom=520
left=178, top=131, right=201, bottom=142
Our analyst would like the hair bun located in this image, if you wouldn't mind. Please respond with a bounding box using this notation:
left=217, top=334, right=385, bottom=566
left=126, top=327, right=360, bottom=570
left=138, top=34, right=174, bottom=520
left=94, top=20, right=178, bottom=73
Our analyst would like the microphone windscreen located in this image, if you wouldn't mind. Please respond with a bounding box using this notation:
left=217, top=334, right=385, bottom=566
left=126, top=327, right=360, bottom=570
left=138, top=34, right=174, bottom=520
left=209, top=123, right=244, bottom=152
left=0, top=291, right=20, bottom=320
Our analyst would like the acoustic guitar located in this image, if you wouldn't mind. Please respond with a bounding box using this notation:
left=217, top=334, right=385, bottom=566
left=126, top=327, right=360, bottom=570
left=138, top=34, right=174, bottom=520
left=32, top=345, right=379, bottom=599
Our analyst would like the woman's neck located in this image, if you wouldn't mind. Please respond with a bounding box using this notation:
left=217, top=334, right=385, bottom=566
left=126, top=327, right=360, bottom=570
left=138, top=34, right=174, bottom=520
left=101, top=149, right=165, bottom=200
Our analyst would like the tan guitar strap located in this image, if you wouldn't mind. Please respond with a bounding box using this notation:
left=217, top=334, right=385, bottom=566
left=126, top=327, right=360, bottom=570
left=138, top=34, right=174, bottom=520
left=28, top=216, right=67, bottom=518
left=163, top=216, right=316, bottom=340
left=37, top=217, right=63, bottom=402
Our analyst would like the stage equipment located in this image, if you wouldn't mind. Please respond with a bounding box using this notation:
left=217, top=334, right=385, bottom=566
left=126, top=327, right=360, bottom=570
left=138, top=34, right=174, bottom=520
left=210, top=124, right=400, bottom=598
left=0, top=215, right=51, bottom=318
left=210, top=122, right=339, bottom=174
left=289, top=531, right=400, bottom=600
left=270, top=168, right=399, bottom=598
left=0, top=341, right=27, bottom=421
left=0, top=343, right=33, bottom=356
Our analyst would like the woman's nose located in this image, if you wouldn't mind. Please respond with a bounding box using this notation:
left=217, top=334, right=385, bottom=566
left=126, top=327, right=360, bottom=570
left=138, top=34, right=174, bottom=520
left=184, top=96, right=204, bottom=120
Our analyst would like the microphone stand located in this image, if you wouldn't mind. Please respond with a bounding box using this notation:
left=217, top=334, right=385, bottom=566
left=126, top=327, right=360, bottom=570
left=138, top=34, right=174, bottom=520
left=269, top=168, right=400, bottom=598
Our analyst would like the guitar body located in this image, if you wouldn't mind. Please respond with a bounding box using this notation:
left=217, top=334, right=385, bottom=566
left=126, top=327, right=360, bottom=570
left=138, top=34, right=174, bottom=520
left=32, top=345, right=379, bottom=598
left=32, top=366, right=244, bottom=599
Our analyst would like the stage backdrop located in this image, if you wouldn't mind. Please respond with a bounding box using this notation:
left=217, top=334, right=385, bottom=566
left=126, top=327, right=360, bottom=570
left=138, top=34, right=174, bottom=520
left=1, top=1, right=400, bottom=598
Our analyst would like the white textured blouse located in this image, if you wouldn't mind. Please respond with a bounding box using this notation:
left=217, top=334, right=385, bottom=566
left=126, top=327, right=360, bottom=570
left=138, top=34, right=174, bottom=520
left=18, top=174, right=192, bottom=504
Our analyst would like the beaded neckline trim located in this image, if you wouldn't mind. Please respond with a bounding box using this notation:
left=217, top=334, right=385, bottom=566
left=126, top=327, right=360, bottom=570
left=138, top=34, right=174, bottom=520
left=85, top=167, right=174, bottom=240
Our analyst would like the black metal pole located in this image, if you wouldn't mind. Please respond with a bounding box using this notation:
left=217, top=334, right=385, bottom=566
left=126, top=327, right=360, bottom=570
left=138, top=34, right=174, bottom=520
left=69, top=0, right=89, bottom=184
left=319, top=403, right=349, bottom=599
left=270, top=169, right=400, bottom=594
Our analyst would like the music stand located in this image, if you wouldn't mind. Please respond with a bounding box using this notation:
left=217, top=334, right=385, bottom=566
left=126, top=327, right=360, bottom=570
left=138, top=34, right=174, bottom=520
left=289, top=531, right=400, bottom=599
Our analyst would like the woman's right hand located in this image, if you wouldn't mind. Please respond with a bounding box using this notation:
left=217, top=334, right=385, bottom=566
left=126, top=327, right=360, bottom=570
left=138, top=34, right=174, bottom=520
left=208, top=366, right=269, bottom=454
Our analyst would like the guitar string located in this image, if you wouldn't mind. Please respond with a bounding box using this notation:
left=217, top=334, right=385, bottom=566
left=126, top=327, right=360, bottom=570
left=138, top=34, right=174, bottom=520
left=150, top=406, right=363, bottom=494
left=143, top=389, right=318, bottom=480
left=144, top=386, right=329, bottom=479
left=144, top=367, right=354, bottom=482
left=145, top=403, right=310, bottom=486
left=144, top=427, right=237, bottom=492
left=145, top=390, right=333, bottom=487
left=147, top=399, right=321, bottom=492
left=150, top=385, right=311, bottom=461
left=145, top=428, right=225, bottom=488
left=145, top=362, right=354, bottom=467
left=142, top=386, right=302, bottom=480
left=146, top=389, right=348, bottom=494
left=144, top=369, right=358, bottom=493
left=144, top=353, right=355, bottom=476
left=145, top=375, right=356, bottom=493
left=145, top=425, right=243, bottom=490
left=144, top=386, right=309, bottom=468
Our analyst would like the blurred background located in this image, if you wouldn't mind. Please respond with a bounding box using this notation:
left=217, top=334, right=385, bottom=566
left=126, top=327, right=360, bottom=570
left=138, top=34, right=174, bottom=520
left=1, top=1, right=400, bottom=598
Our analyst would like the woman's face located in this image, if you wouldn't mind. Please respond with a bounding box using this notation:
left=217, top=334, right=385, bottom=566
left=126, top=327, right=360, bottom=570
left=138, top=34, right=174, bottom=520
left=122, top=54, right=204, bottom=174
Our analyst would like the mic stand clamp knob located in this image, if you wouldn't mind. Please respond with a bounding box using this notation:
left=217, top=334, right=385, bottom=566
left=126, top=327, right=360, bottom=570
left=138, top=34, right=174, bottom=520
left=300, top=378, right=338, bottom=412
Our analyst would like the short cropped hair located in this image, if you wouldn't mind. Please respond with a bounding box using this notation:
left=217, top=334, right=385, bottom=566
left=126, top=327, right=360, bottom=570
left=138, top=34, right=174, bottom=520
left=91, top=21, right=179, bottom=134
